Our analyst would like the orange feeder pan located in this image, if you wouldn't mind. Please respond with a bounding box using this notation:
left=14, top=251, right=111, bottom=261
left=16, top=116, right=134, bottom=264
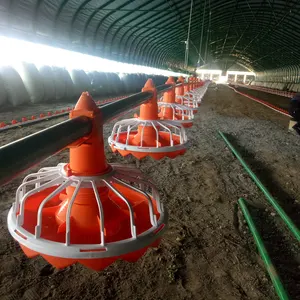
left=108, top=79, right=187, bottom=160
left=7, top=93, right=167, bottom=271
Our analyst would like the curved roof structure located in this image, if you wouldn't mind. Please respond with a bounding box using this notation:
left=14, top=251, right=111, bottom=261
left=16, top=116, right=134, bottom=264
left=0, top=0, right=299, bottom=72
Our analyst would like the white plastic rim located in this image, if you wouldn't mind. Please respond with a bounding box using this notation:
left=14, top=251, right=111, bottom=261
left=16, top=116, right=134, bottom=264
left=158, top=84, right=209, bottom=107
left=7, top=163, right=167, bottom=259
left=158, top=102, right=195, bottom=120
left=184, top=84, right=209, bottom=103
left=108, top=118, right=187, bottom=153
left=176, top=95, right=199, bottom=107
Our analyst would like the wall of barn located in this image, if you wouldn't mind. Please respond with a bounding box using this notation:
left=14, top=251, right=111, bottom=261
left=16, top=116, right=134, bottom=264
left=0, top=63, right=171, bottom=108
left=253, top=65, right=300, bottom=92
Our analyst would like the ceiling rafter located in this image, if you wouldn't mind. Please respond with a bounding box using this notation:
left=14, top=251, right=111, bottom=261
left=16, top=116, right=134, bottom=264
left=3, top=0, right=300, bottom=71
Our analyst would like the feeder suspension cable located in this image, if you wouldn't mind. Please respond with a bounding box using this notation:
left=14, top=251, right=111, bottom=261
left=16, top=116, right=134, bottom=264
left=185, top=0, right=194, bottom=68
left=198, top=0, right=206, bottom=65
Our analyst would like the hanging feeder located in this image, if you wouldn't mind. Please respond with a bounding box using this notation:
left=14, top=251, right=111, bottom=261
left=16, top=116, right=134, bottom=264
left=7, top=92, right=167, bottom=271
left=109, top=79, right=187, bottom=160
left=189, top=80, right=209, bottom=104
left=189, top=77, right=195, bottom=90
left=157, top=77, right=196, bottom=125
left=176, top=77, right=208, bottom=109
left=175, top=76, right=199, bottom=112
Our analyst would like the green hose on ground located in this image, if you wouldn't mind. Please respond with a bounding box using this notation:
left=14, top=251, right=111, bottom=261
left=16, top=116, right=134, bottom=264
left=238, top=198, right=289, bottom=300
left=218, top=131, right=300, bottom=241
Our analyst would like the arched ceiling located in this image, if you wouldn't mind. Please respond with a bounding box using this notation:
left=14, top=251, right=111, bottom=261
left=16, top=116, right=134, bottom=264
left=0, top=0, right=299, bottom=72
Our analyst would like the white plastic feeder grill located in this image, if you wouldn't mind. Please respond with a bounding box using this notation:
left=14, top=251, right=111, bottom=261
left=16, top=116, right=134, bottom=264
left=175, top=94, right=199, bottom=108
left=182, top=85, right=209, bottom=105
left=7, top=163, right=167, bottom=270
left=186, top=89, right=205, bottom=102
left=108, top=118, right=187, bottom=160
left=158, top=102, right=195, bottom=123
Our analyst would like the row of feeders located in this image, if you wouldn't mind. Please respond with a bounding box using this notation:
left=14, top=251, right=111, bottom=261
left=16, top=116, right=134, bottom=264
left=7, top=76, right=208, bottom=271
left=158, top=77, right=194, bottom=127
left=109, top=79, right=187, bottom=160
left=175, top=76, right=205, bottom=111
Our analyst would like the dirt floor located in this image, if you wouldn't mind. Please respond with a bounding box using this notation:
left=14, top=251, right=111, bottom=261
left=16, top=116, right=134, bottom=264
left=1, top=84, right=300, bottom=300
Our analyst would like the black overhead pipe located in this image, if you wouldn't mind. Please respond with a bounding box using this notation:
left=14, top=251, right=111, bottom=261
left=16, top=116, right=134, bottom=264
left=0, top=116, right=93, bottom=186
left=0, top=84, right=174, bottom=132
left=0, top=85, right=173, bottom=186
left=101, top=84, right=172, bottom=123
left=101, top=91, right=153, bottom=123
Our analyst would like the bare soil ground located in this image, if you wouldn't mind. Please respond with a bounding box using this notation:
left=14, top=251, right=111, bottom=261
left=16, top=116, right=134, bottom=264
left=0, top=84, right=300, bottom=300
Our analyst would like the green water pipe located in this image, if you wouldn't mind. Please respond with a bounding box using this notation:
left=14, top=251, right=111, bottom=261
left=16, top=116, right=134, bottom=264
left=238, top=198, right=289, bottom=300
left=218, top=131, right=300, bottom=241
